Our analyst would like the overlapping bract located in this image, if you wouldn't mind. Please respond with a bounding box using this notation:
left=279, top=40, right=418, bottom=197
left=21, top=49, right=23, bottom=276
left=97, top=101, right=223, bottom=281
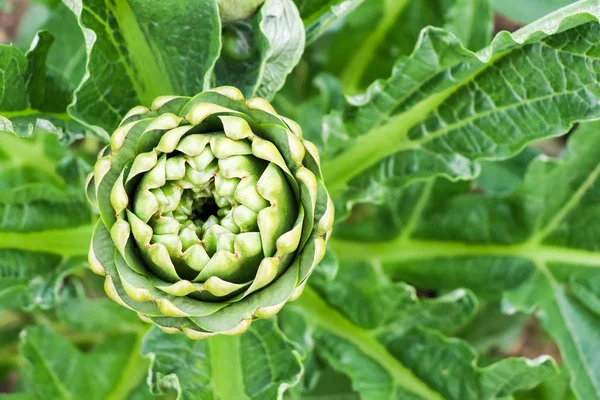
left=86, top=87, right=334, bottom=339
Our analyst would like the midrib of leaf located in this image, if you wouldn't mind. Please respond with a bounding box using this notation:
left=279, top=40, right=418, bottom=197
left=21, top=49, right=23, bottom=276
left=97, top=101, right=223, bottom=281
left=330, top=137, right=600, bottom=269
left=322, top=69, right=484, bottom=196
left=0, top=108, right=70, bottom=119
left=109, top=0, right=175, bottom=104
left=209, top=335, right=250, bottom=400
left=528, top=162, right=600, bottom=244
left=26, top=334, right=72, bottom=400
left=0, top=224, right=94, bottom=256
left=324, top=54, right=589, bottom=196
left=339, top=0, right=411, bottom=93
left=295, top=286, right=445, bottom=400
left=399, top=180, right=434, bottom=241
left=58, top=45, right=86, bottom=83
left=331, top=238, right=600, bottom=268
left=321, top=87, right=444, bottom=195
left=106, top=331, right=149, bottom=400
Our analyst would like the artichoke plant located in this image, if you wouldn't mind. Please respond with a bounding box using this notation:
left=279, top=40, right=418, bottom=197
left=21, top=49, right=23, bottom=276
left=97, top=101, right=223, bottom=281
left=86, top=86, right=334, bottom=339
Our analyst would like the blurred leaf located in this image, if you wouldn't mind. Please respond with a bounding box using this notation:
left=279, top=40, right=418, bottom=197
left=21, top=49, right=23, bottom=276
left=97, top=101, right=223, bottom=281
left=493, top=0, right=578, bottom=24
left=14, top=326, right=148, bottom=400
left=327, top=0, right=493, bottom=93
left=458, top=302, right=529, bottom=354
left=56, top=293, right=145, bottom=335
left=16, top=3, right=86, bottom=88
left=0, top=130, right=93, bottom=311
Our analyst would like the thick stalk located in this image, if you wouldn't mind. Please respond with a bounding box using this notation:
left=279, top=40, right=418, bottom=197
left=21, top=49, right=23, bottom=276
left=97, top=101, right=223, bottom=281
left=209, top=335, right=250, bottom=400
left=330, top=237, right=600, bottom=268
left=0, top=224, right=95, bottom=257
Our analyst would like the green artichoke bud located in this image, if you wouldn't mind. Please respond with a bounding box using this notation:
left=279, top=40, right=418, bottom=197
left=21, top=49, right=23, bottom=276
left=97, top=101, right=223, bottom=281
left=86, top=87, right=334, bottom=339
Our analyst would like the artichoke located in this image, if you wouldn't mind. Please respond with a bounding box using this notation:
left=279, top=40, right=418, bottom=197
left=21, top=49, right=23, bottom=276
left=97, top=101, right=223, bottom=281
left=86, top=87, right=334, bottom=339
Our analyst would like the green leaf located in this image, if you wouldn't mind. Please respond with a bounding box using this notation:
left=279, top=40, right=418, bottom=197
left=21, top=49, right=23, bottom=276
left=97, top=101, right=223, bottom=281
left=330, top=122, right=600, bottom=398
left=285, top=261, right=556, bottom=400
left=216, top=0, right=305, bottom=100
left=457, top=302, right=530, bottom=354
left=517, top=365, right=576, bottom=400
left=65, top=0, right=222, bottom=138
left=476, top=147, right=539, bottom=195
left=317, top=3, right=600, bottom=213
left=15, top=326, right=148, bottom=400
left=142, top=319, right=303, bottom=400
left=444, top=0, right=494, bottom=51
left=56, top=294, right=146, bottom=335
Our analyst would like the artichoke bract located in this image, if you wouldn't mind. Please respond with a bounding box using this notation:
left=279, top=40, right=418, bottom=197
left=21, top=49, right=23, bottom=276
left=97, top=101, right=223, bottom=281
left=86, top=87, right=334, bottom=339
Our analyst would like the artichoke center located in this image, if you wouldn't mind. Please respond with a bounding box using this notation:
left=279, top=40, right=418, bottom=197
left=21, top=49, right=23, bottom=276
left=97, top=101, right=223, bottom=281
left=190, top=196, right=220, bottom=224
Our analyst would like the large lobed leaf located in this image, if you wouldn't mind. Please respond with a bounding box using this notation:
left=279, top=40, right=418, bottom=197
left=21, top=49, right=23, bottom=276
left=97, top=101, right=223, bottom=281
left=16, top=326, right=150, bottom=400
left=313, top=0, right=600, bottom=209
left=331, top=123, right=600, bottom=399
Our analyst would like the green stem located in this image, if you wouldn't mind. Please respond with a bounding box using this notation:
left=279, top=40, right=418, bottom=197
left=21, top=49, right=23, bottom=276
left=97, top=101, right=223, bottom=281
left=330, top=237, right=600, bottom=268
left=339, top=0, right=411, bottom=93
left=295, top=287, right=444, bottom=400
left=0, top=224, right=95, bottom=256
left=1, top=108, right=70, bottom=120
left=107, top=331, right=150, bottom=400
left=209, top=335, right=250, bottom=400
left=321, top=86, right=453, bottom=196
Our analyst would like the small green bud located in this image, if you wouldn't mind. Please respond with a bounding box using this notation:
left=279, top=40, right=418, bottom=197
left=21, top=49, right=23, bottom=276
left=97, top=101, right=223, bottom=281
left=218, top=0, right=265, bottom=22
